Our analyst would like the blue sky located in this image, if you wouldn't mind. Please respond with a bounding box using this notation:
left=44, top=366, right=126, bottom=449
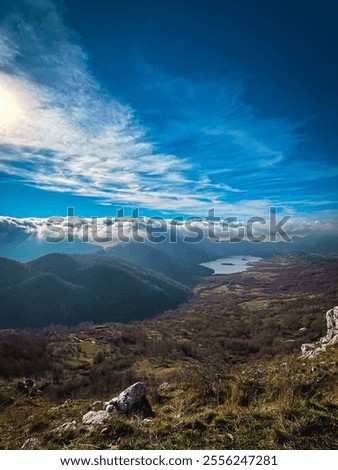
left=0, top=0, right=337, bottom=222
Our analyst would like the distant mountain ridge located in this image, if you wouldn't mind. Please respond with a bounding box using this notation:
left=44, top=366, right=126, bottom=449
left=1, top=217, right=338, bottom=329
left=102, top=243, right=211, bottom=286
left=0, top=253, right=190, bottom=329
left=1, top=216, right=338, bottom=263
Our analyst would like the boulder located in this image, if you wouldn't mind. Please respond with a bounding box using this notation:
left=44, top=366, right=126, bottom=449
left=301, top=306, right=338, bottom=358
left=21, top=438, right=39, bottom=450
left=104, top=382, right=154, bottom=417
left=82, top=410, right=110, bottom=425
left=51, top=421, right=77, bottom=434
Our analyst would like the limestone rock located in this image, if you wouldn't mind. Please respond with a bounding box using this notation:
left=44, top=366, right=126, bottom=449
left=105, top=405, right=116, bottom=413
left=104, top=382, right=154, bottom=417
left=326, top=306, right=338, bottom=343
left=301, top=306, right=338, bottom=358
left=82, top=410, right=110, bottom=425
left=51, top=421, right=77, bottom=434
left=21, top=438, right=39, bottom=450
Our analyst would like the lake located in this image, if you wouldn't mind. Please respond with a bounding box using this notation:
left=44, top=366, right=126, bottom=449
left=200, top=255, right=262, bottom=275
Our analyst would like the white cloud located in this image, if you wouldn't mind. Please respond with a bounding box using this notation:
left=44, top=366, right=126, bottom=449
left=0, top=0, right=331, bottom=221
left=0, top=0, right=244, bottom=214
left=1, top=215, right=337, bottom=253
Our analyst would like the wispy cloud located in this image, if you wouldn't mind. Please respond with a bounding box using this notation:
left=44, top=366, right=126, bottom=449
left=0, top=0, right=334, bottom=219
left=0, top=0, right=209, bottom=212
left=135, top=61, right=303, bottom=169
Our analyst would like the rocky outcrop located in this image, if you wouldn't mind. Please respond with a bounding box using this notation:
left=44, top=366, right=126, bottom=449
left=104, top=382, right=154, bottom=418
left=301, top=306, right=338, bottom=358
left=82, top=410, right=109, bottom=425
left=326, top=306, right=338, bottom=342
left=51, top=421, right=77, bottom=434
left=81, top=383, right=154, bottom=426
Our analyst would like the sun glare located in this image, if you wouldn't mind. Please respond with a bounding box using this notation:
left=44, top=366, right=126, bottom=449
left=0, top=88, right=21, bottom=126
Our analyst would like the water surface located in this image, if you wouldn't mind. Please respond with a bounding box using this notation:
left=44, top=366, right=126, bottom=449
left=200, top=255, right=262, bottom=275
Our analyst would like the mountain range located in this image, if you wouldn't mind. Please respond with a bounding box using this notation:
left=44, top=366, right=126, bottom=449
left=1, top=216, right=338, bottom=263
left=0, top=253, right=191, bottom=329
left=1, top=217, right=338, bottom=329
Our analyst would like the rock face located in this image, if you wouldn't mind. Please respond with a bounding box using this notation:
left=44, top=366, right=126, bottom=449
left=326, top=306, right=338, bottom=342
left=82, top=410, right=110, bottom=425
left=104, top=382, right=154, bottom=417
left=301, top=306, right=338, bottom=358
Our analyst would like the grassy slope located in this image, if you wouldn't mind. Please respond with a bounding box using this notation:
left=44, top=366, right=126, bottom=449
left=0, top=255, right=337, bottom=449
left=0, top=347, right=337, bottom=450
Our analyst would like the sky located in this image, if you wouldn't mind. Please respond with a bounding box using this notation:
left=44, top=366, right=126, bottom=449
left=0, top=0, right=337, bottom=223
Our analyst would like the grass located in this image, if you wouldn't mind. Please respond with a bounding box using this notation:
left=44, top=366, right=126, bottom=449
left=0, top=345, right=337, bottom=450
left=79, top=341, right=102, bottom=357
left=62, top=339, right=106, bottom=367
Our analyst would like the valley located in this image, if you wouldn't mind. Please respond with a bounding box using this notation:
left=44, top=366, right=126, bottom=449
left=0, top=254, right=337, bottom=449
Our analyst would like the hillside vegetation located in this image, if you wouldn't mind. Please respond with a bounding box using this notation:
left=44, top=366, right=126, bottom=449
left=0, top=254, right=337, bottom=449
left=0, top=253, right=191, bottom=328
left=0, top=347, right=337, bottom=450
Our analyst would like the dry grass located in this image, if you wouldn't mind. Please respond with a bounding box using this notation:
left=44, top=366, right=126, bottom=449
left=0, top=345, right=337, bottom=450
